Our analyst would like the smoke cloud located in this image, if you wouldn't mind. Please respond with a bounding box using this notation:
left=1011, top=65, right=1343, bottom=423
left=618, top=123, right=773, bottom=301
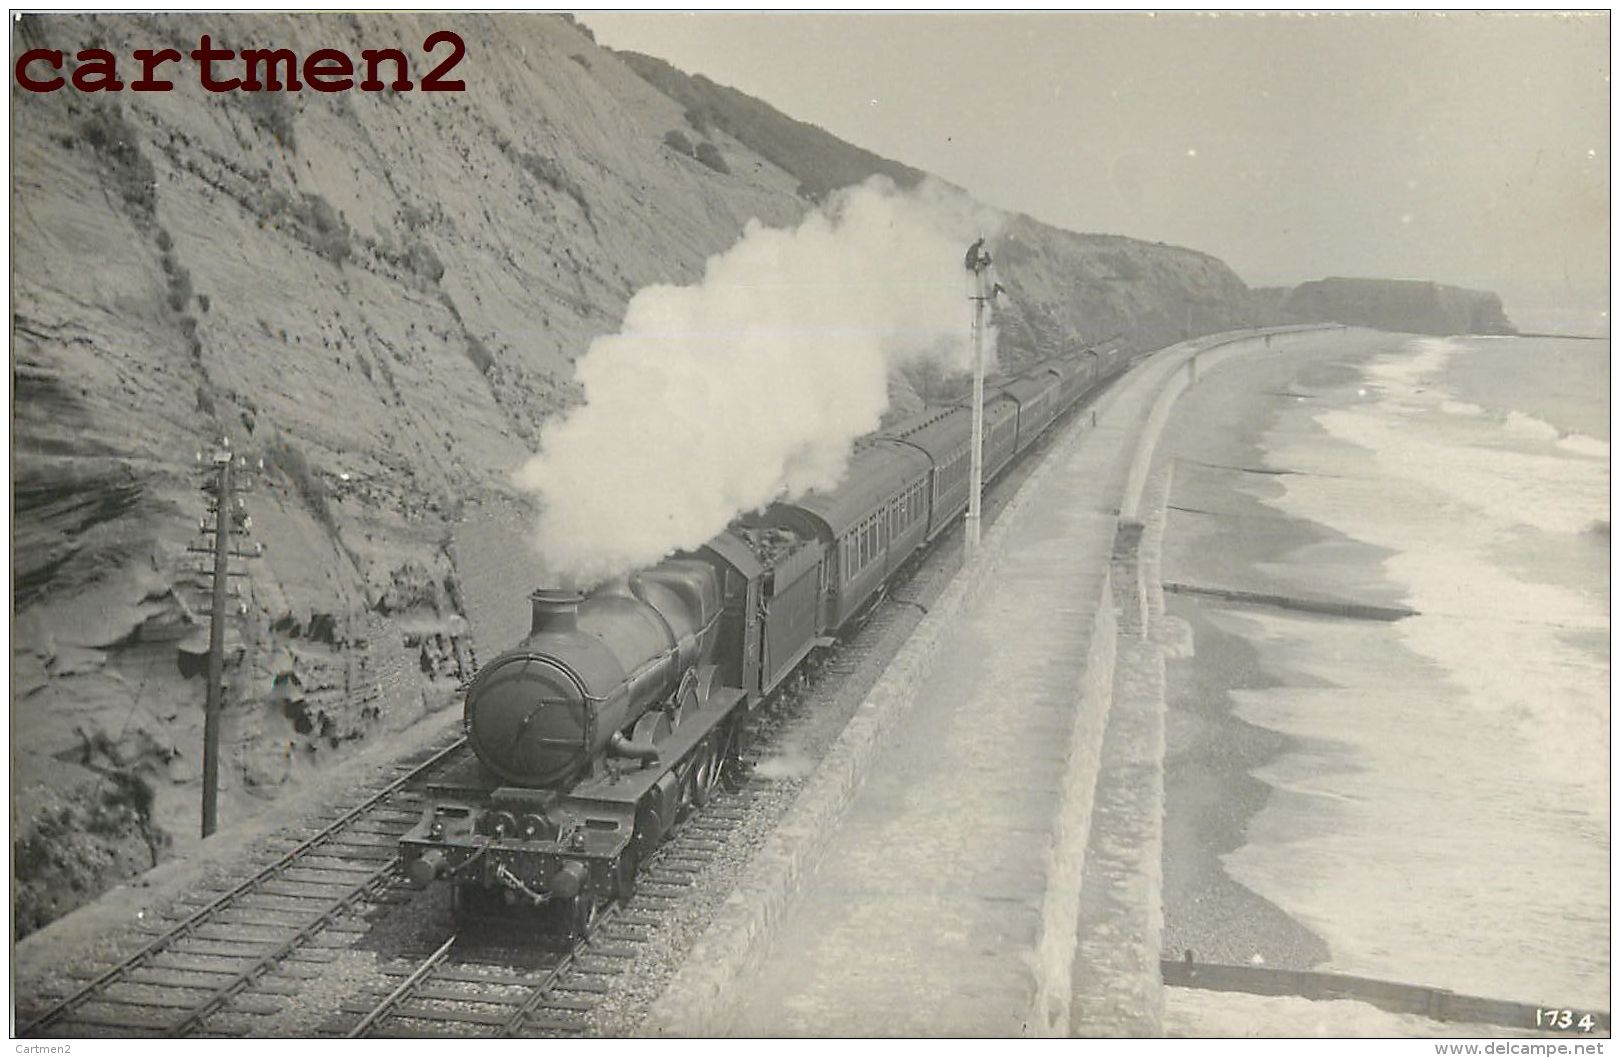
left=515, top=177, right=1000, bottom=586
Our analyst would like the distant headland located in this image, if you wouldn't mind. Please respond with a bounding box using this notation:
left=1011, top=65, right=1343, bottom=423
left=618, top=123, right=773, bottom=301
left=1257, top=277, right=1518, bottom=336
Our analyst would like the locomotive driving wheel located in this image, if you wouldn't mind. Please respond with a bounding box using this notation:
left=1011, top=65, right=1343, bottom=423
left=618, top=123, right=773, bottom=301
left=693, top=723, right=735, bottom=807
left=691, top=738, right=720, bottom=808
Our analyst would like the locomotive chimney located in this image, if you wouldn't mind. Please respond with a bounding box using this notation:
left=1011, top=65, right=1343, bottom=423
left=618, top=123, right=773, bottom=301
left=530, top=588, right=585, bottom=636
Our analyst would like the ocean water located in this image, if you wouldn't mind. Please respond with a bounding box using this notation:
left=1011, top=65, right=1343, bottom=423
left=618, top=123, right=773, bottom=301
left=1220, top=334, right=1610, bottom=1011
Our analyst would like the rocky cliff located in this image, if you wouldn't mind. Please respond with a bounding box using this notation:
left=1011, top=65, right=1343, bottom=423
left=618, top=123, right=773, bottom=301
left=1278, top=277, right=1517, bottom=336
left=11, top=11, right=1259, bottom=933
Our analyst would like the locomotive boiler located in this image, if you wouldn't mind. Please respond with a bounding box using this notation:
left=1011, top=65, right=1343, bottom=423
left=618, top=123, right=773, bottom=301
left=468, top=566, right=721, bottom=788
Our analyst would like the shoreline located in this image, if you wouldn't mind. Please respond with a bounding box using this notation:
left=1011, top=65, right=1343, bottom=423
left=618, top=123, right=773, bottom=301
left=1150, top=332, right=1402, bottom=971
left=1153, top=328, right=1609, bottom=1023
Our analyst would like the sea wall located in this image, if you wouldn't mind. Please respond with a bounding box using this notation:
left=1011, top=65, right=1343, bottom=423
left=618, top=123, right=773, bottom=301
left=1069, top=325, right=1340, bottom=1035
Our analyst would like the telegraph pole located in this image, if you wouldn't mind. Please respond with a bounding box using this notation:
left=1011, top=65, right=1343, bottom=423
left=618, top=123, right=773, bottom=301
left=202, top=448, right=232, bottom=838
left=964, top=238, right=994, bottom=557
left=190, top=438, right=262, bottom=838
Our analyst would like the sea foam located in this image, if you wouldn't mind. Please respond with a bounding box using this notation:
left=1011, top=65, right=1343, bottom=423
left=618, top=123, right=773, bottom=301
left=1221, top=333, right=1609, bottom=1010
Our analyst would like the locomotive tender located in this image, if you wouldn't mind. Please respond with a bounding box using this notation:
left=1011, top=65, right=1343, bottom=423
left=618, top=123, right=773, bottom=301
left=400, top=344, right=1129, bottom=940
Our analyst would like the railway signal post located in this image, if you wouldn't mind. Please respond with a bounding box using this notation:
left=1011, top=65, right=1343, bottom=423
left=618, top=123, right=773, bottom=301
left=964, top=238, right=995, bottom=556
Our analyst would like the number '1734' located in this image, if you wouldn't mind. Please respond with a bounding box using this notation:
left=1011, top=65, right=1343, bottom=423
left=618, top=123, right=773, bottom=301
left=1536, top=1008, right=1596, bottom=1032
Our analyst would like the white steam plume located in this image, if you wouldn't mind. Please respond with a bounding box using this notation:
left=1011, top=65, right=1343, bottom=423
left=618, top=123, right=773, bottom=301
left=515, top=177, right=1001, bottom=586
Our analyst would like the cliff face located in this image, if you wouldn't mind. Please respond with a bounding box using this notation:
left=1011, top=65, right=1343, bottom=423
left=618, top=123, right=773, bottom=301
left=11, top=10, right=811, bottom=933
left=992, top=221, right=1256, bottom=363
left=1279, top=277, right=1517, bottom=335
left=11, top=11, right=1260, bottom=933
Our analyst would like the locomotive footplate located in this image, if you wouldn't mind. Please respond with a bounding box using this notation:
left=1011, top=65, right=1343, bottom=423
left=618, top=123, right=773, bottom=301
left=400, top=686, right=745, bottom=938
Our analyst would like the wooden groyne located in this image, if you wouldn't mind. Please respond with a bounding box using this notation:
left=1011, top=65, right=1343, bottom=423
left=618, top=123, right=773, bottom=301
left=1161, top=581, right=1417, bottom=622
left=1164, top=956, right=1610, bottom=1035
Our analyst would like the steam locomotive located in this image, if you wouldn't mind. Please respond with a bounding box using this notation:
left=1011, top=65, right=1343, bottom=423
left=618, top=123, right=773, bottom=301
left=399, top=344, right=1129, bottom=940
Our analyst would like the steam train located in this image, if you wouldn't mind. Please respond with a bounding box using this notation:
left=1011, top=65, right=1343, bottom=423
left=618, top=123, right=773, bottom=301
left=399, top=343, right=1130, bottom=940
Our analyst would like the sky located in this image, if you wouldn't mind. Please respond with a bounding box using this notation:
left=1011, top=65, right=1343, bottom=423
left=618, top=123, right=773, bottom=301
left=584, top=11, right=1609, bottom=328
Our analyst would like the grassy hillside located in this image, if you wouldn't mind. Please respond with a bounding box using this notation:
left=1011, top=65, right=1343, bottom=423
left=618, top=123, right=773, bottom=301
left=617, top=49, right=927, bottom=202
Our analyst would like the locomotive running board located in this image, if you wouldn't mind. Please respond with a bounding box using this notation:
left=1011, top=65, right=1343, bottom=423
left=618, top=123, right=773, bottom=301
left=567, top=686, right=746, bottom=809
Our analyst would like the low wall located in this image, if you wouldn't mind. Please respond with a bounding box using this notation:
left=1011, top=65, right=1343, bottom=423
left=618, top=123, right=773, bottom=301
left=1121, top=325, right=1335, bottom=520
left=1068, top=463, right=1174, bottom=1036
left=1095, top=323, right=1343, bottom=1034
left=1024, top=568, right=1119, bottom=1035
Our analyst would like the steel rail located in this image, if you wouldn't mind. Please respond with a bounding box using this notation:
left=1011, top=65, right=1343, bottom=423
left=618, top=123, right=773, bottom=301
left=346, top=932, right=460, bottom=1038
left=21, top=736, right=466, bottom=1037
left=497, top=905, right=620, bottom=1037
left=164, top=857, right=403, bottom=1036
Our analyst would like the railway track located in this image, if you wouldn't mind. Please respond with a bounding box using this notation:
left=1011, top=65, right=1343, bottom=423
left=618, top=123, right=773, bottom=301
left=18, top=735, right=468, bottom=1039
left=329, top=783, right=772, bottom=1038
